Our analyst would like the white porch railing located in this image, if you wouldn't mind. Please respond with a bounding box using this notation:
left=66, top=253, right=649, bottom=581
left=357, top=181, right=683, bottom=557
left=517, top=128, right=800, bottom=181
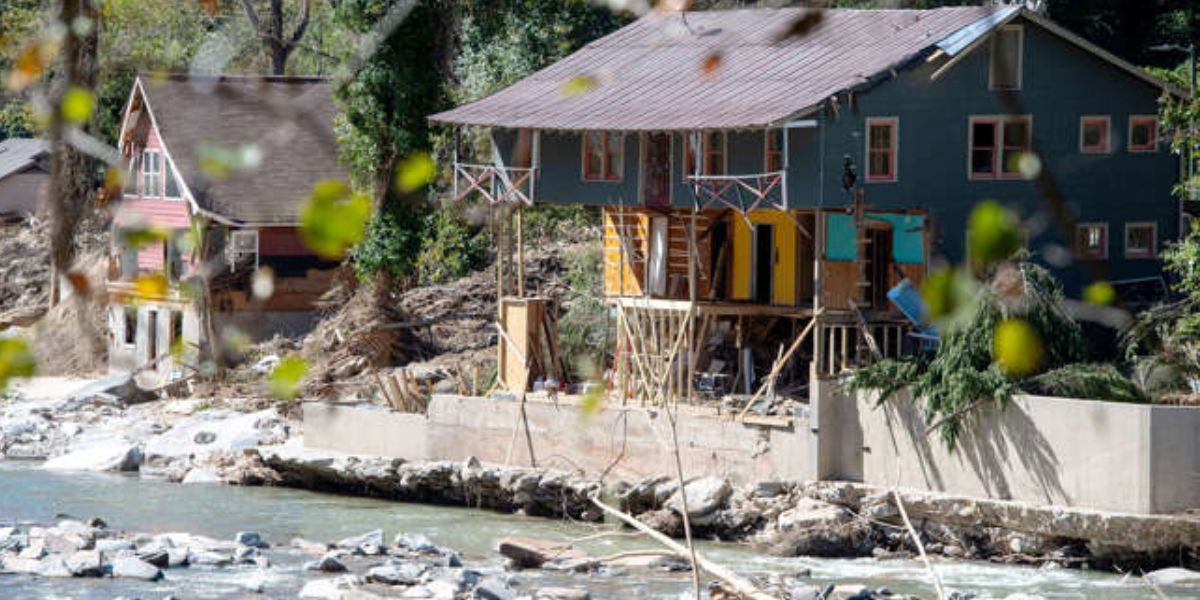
left=686, top=170, right=787, bottom=214
left=453, top=162, right=536, bottom=206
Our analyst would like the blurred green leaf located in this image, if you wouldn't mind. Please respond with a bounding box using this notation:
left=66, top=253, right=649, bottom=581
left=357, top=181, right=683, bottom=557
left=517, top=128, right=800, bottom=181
left=579, top=385, right=604, bottom=420
left=269, top=355, right=308, bottom=400
left=967, top=200, right=1021, bottom=269
left=0, top=339, right=36, bottom=392
left=300, top=179, right=372, bottom=259
left=395, top=152, right=436, bottom=193
left=61, top=86, right=95, bottom=125
left=993, top=318, right=1044, bottom=377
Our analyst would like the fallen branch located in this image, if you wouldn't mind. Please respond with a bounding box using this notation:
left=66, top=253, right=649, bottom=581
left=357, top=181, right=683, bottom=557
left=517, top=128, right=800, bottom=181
left=892, top=488, right=947, bottom=600
left=923, top=398, right=989, bottom=437
left=590, top=496, right=776, bottom=600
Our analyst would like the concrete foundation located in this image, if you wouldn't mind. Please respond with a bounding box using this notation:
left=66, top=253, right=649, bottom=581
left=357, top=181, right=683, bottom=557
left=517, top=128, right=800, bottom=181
left=303, top=383, right=1200, bottom=515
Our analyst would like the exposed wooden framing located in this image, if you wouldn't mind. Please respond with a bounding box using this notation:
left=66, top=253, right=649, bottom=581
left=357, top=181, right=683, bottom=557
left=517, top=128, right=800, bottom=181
left=736, top=309, right=821, bottom=420
left=516, top=204, right=525, bottom=297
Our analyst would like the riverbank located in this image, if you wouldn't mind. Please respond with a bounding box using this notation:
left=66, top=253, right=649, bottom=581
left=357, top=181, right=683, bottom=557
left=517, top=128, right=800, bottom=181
left=2, top=377, right=1198, bottom=598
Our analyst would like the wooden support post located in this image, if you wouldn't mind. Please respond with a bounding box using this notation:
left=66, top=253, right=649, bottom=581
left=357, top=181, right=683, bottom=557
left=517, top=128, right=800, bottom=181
left=687, top=208, right=697, bottom=404
left=737, top=310, right=821, bottom=420
left=516, top=204, right=525, bottom=298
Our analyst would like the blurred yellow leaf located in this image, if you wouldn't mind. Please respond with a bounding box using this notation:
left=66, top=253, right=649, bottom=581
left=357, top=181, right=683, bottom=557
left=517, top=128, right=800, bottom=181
left=61, top=86, right=94, bottom=125
left=170, top=336, right=186, bottom=360
left=395, top=152, right=436, bottom=193
left=300, top=180, right=371, bottom=259
left=967, top=200, right=1021, bottom=269
left=100, top=167, right=124, bottom=204
left=1083, top=281, right=1116, bottom=306
left=7, top=41, right=49, bottom=91
left=579, top=385, right=605, bottom=420
left=134, top=274, right=168, bottom=298
left=560, top=75, right=598, bottom=97
left=992, top=318, right=1043, bottom=377
left=120, top=225, right=169, bottom=249
left=0, top=339, right=37, bottom=392
left=269, top=355, right=308, bottom=400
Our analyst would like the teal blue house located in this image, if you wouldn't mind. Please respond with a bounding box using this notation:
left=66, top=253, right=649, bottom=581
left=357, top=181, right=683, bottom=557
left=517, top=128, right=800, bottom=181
left=432, top=6, right=1185, bottom=390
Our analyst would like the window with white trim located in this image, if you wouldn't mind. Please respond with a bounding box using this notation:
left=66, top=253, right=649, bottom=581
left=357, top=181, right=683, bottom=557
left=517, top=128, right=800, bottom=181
left=1079, top=116, right=1110, bottom=154
left=989, top=25, right=1023, bottom=90
left=228, top=229, right=259, bottom=270
left=866, top=117, right=898, bottom=182
left=1124, top=222, right=1156, bottom=259
left=1076, top=223, right=1108, bottom=260
left=582, top=132, right=623, bottom=181
left=1128, top=116, right=1159, bottom=153
left=969, top=115, right=1031, bottom=179
left=142, top=150, right=161, bottom=197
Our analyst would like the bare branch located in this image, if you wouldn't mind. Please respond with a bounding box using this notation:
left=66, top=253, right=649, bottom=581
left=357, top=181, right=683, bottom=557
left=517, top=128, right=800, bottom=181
left=290, top=0, right=311, bottom=45
left=239, top=0, right=261, bottom=33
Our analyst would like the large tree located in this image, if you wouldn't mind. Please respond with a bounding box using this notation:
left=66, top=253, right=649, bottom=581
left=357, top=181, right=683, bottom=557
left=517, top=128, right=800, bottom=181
left=239, top=0, right=314, bottom=75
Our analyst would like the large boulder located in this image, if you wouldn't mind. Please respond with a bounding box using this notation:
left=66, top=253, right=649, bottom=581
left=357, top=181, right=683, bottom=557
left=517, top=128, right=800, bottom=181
left=1146, top=567, right=1200, bottom=587
left=64, top=550, right=103, bottom=577
left=336, top=529, right=385, bottom=556
left=143, top=408, right=287, bottom=469
left=666, top=477, right=732, bottom=525
left=41, top=432, right=141, bottom=472
left=110, top=556, right=163, bottom=581
left=776, top=498, right=854, bottom=532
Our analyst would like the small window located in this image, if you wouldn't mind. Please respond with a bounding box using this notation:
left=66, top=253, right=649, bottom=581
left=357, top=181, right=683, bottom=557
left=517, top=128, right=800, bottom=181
left=123, top=307, right=137, bottom=346
left=990, top=25, right=1023, bottom=90
left=1129, top=116, right=1158, bottom=153
left=142, top=150, right=162, bottom=197
left=228, top=229, right=259, bottom=269
left=164, top=158, right=180, bottom=197
left=865, top=117, right=898, bottom=182
left=582, top=132, right=623, bottom=181
left=684, top=131, right=726, bottom=177
left=970, top=116, right=1032, bottom=180
left=1125, top=222, right=1156, bottom=259
left=1076, top=223, right=1108, bottom=260
left=1080, top=116, right=1110, bottom=154
left=765, top=129, right=784, bottom=173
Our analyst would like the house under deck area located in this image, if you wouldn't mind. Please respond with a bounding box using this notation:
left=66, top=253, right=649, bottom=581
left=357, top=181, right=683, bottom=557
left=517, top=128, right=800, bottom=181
left=447, top=129, right=930, bottom=417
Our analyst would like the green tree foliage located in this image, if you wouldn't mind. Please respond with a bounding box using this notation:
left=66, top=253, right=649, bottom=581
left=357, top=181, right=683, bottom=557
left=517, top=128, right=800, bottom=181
left=557, top=244, right=609, bottom=380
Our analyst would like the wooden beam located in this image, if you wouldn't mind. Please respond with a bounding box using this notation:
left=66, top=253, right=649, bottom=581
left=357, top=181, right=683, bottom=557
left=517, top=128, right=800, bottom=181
left=737, top=309, right=822, bottom=421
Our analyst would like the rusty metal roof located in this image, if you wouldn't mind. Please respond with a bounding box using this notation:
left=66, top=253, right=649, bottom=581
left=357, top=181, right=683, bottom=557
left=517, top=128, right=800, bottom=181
left=430, top=6, right=1008, bottom=131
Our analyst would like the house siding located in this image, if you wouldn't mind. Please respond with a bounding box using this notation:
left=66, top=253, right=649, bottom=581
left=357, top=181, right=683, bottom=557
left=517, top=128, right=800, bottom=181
left=515, top=16, right=1177, bottom=294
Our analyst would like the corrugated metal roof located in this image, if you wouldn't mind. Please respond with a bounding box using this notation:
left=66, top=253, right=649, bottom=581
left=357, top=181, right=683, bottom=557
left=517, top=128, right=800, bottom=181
left=430, top=6, right=1006, bottom=131
left=0, top=138, right=49, bottom=181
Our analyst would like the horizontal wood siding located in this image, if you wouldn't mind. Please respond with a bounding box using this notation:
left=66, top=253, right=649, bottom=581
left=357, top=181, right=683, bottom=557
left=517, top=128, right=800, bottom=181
left=258, top=227, right=311, bottom=256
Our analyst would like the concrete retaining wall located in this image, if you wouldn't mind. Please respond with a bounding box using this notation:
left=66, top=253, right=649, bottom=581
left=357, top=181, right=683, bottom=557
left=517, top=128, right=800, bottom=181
left=838, top=385, right=1200, bottom=514
left=303, top=396, right=816, bottom=484
left=302, top=385, right=1200, bottom=515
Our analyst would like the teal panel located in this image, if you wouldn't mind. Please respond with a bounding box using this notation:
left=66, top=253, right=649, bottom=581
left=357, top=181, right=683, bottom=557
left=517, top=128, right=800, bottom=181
left=825, top=213, right=858, bottom=261
left=868, top=212, right=926, bottom=264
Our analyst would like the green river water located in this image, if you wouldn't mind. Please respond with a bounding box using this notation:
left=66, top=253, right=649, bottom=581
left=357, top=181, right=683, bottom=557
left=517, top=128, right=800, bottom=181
left=0, top=461, right=1189, bottom=599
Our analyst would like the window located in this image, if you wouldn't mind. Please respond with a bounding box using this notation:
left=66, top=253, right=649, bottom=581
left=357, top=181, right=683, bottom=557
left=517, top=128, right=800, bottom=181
left=164, top=159, right=179, bottom=197
left=684, top=131, right=726, bottom=177
left=865, top=117, right=898, bottom=182
left=1129, top=116, right=1159, bottom=153
left=170, top=311, right=183, bottom=349
left=765, top=129, right=784, bottom=173
left=989, top=25, right=1023, bottom=90
left=124, top=154, right=140, bottom=194
left=142, top=150, right=161, bottom=197
left=970, top=116, right=1032, bottom=179
left=1076, top=223, right=1108, bottom=260
left=1080, top=116, right=1110, bottom=154
left=123, top=307, right=137, bottom=346
left=1125, top=222, right=1156, bottom=259
left=582, top=132, right=623, bottom=181
left=228, top=229, right=259, bottom=269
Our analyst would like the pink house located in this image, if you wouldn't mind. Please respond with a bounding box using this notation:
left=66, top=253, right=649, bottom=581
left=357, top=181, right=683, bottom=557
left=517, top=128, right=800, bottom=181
left=108, top=75, right=345, bottom=382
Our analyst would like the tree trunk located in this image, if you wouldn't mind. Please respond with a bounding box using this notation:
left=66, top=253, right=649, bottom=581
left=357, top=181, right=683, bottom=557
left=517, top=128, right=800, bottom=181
left=47, top=0, right=99, bottom=308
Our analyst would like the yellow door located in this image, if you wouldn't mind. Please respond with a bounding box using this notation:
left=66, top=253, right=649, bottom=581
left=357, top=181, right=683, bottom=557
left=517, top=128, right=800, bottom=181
left=730, top=210, right=796, bottom=305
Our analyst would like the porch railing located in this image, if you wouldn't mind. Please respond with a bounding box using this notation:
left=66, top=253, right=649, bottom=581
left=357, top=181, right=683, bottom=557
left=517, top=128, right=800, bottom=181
left=686, top=170, right=786, bottom=214
left=453, top=162, right=536, bottom=206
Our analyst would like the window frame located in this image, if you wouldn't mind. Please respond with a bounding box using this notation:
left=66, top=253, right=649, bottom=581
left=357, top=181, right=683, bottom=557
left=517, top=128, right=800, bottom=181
left=1079, top=116, right=1111, bottom=154
left=989, top=24, right=1024, bottom=91
left=968, top=115, right=1032, bottom=180
left=141, top=150, right=162, bottom=197
left=1076, top=222, right=1109, bottom=260
left=764, top=128, right=784, bottom=173
left=864, top=117, right=899, bottom=183
left=684, top=131, right=727, bottom=178
left=581, top=132, right=624, bottom=182
left=1124, top=222, right=1157, bottom=259
left=1128, top=116, right=1159, bottom=153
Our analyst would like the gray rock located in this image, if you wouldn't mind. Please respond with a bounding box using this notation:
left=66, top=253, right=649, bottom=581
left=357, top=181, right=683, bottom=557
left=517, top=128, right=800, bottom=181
left=533, top=587, right=590, bottom=600
left=474, top=576, right=517, bottom=600
left=17, top=539, right=45, bottom=559
left=95, top=538, right=135, bottom=554
left=1145, top=567, right=1200, bottom=587
left=784, top=584, right=822, bottom=600
left=337, top=529, right=385, bottom=555
left=110, top=556, right=163, bottom=581
left=136, top=548, right=169, bottom=568
left=666, top=477, right=732, bottom=523
left=494, top=536, right=586, bottom=569
left=366, top=560, right=426, bottom=585
left=235, top=531, right=268, bottom=548
left=0, top=556, right=43, bottom=574
left=395, top=532, right=438, bottom=553
left=181, top=467, right=223, bottom=484
left=166, top=547, right=189, bottom=567
left=188, top=549, right=232, bottom=566
left=298, top=575, right=364, bottom=599
left=304, top=552, right=347, bottom=573
left=64, top=550, right=103, bottom=577
left=36, top=556, right=73, bottom=578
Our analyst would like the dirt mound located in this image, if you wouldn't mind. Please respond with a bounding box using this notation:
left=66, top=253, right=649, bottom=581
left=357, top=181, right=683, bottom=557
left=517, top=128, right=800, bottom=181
left=22, top=249, right=110, bottom=377
left=0, top=216, right=108, bottom=317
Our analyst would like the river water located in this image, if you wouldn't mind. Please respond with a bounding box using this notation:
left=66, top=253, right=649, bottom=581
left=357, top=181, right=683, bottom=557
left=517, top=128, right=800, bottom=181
left=0, top=461, right=1190, bottom=599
